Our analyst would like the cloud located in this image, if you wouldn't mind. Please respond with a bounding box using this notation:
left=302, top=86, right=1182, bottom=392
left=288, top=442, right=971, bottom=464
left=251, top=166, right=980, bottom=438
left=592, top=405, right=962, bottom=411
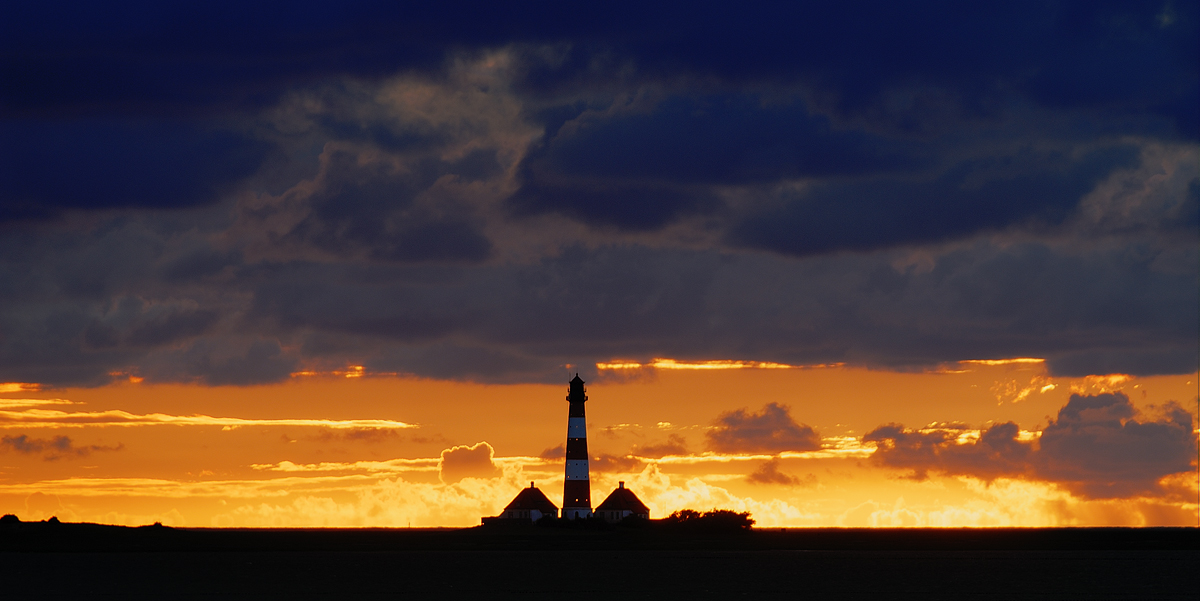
left=1036, top=393, right=1197, bottom=498
left=438, top=442, right=501, bottom=484
left=706, top=403, right=821, bottom=453
left=8, top=3, right=1193, bottom=130
left=729, top=145, right=1140, bottom=256
left=865, top=393, right=1198, bottom=499
left=0, top=434, right=122, bottom=460
left=634, top=434, right=688, bottom=458
left=0, top=407, right=414, bottom=430
left=0, top=398, right=74, bottom=409
left=589, top=453, right=645, bottom=473
left=745, top=457, right=815, bottom=487
left=0, top=3, right=1195, bottom=388
left=863, top=422, right=1033, bottom=481
left=622, top=464, right=811, bottom=527
left=251, top=458, right=438, bottom=474
left=538, top=444, right=564, bottom=460
left=304, top=428, right=402, bottom=444
left=0, top=119, right=270, bottom=220
left=237, top=147, right=494, bottom=264
left=23, top=491, right=75, bottom=522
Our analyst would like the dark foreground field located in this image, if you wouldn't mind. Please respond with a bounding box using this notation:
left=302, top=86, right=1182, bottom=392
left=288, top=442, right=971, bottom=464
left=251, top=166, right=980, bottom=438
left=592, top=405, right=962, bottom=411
left=2, top=522, right=1196, bottom=600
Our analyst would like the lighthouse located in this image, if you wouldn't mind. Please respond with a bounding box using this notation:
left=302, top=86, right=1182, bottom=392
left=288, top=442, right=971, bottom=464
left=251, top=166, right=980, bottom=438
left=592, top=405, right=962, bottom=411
left=562, top=374, right=592, bottom=519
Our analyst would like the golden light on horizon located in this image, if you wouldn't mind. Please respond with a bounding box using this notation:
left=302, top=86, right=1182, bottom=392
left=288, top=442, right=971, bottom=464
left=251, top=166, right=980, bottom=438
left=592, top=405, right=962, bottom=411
left=596, top=358, right=844, bottom=370
left=0, top=383, right=41, bottom=393
left=1, top=365, right=1195, bottom=529
left=0, top=406, right=417, bottom=430
left=959, top=358, right=1046, bottom=366
left=291, top=365, right=394, bottom=378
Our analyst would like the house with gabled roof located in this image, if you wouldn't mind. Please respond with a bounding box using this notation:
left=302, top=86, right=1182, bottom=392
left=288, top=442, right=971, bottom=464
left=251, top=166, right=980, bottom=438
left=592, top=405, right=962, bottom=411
left=595, top=481, right=650, bottom=523
left=487, top=482, right=558, bottom=523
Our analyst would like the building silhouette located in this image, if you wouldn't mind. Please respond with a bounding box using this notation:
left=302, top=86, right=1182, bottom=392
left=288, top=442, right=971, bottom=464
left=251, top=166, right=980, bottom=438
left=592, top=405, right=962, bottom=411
left=484, top=376, right=653, bottom=525
left=489, top=482, right=558, bottom=522
left=562, top=374, right=592, bottom=519
left=595, top=481, right=650, bottom=522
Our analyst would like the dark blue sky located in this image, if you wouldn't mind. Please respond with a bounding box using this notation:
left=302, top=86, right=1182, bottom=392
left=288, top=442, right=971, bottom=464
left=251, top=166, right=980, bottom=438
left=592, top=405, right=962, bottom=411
left=1, top=0, right=1196, bottom=385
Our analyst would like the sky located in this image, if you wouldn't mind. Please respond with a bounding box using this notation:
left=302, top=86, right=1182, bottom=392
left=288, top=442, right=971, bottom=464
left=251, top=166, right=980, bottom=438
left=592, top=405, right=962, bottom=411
left=1, top=1, right=1197, bottom=527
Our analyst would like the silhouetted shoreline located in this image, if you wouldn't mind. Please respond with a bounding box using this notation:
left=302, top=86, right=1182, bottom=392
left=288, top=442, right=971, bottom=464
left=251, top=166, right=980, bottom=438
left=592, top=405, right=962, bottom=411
left=3, top=520, right=1196, bottom=599
left=2, top=518, right=1196, bottom=552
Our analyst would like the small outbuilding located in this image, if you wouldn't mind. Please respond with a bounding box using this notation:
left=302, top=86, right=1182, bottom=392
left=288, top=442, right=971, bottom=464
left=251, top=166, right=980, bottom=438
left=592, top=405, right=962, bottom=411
left=595, top=481, right=650, bottom=522
left=489, top=482, right=558, bottom=523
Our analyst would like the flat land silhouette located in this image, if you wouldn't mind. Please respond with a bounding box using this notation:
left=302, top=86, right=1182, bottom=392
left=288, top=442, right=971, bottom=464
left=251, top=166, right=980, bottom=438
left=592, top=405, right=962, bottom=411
left=2, top=521, right=1196, bottom=600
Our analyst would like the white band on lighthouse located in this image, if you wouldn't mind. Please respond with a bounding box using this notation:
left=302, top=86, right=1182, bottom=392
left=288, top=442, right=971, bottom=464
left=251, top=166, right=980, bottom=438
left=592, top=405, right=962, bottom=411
left=565, top=459, right=589, bottom=480
left=567, top=417, right=586, bottom=439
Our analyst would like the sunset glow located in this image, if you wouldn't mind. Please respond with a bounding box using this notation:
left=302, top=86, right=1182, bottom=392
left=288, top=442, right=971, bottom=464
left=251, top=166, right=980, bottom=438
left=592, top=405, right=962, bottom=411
left=1, top=362, right=1195, bottom=528
left=2, top=2, right=1196, bottom=534
left=596, top=358, right=840, bottom=370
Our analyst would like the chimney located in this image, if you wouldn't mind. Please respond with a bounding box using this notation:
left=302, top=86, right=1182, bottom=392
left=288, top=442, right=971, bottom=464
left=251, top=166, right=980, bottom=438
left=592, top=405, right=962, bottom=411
left=619, top=481, right=624, bottom=489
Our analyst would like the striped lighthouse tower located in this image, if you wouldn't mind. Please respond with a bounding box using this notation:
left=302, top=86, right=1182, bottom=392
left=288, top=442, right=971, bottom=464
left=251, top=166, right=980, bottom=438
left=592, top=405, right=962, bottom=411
left=562, top=374, right=592, bottom=519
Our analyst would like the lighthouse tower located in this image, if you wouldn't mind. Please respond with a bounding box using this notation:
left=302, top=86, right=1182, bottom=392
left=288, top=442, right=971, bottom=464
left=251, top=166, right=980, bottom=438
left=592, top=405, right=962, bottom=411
left=562, top=374, right=592, bottom=519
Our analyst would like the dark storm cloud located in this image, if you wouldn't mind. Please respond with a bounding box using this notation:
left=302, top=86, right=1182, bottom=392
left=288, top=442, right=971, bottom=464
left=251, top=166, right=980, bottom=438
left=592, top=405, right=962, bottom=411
left=706, top=403, right=822, bottom=453
left=529, top=95, right=919, bottom=184
left=6, top=2, right=1195, bottom=116
left=0, top=434, right=123, bottom=461
left=730, top=145, right=1141, bottom=256
left=0, top=119, right=270, bottom=219
left=509, top=94, right=918, bottom=229
left=242, top=148, right=493, bottom=263
left=81, top=297, right=220, bottom=350
left=508, top=180, right=721, bottom=231
left=246, top=263, right=469, bottom=342
left=864, top=393, right=1198, bottom=498
left=504, top=2, right=1196, bottom=138
left=1, top=221, right=1194, bottom=387
left=1047, top=348, right=1200, bottom=378
left=0, top=1, right=1196, bottom=385
left=141, top=338, right=299, bottom=386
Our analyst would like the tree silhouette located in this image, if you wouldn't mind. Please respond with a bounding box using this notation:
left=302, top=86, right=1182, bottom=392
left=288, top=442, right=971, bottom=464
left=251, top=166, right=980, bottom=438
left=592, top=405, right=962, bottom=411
left=662, top=508, right=755, bottom=531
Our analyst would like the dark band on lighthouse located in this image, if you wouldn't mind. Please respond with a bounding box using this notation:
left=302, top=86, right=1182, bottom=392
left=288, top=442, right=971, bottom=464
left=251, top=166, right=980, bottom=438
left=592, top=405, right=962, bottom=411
left=562, top=374, right=592, bottom=518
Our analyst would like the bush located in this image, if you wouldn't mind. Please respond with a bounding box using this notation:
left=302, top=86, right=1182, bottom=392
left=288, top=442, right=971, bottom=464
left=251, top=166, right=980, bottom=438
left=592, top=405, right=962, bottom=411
left=661, top=508, right=755, bottom=532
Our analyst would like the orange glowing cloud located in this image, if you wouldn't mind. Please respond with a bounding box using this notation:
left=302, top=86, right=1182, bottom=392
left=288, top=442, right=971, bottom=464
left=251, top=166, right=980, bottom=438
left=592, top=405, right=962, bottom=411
left=0, top=383, right=41, bottom=393
left=959, top=358, right=1045, bottom=366
left=596, top=358, right=843, bottom=370
left=0, top=406, right=415, bottom=430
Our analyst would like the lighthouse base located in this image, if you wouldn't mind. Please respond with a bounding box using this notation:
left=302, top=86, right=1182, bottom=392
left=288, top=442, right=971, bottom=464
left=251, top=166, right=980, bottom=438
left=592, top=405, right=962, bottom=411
left=561, top=507, right=593, bottom=520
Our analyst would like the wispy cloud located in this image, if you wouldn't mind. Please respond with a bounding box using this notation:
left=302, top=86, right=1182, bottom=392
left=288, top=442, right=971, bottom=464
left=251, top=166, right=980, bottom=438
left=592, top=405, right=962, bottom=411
left=0, top=383, right=41, bottom=393
left=960, top=358, right=1045, bottom=366
left=597, top=358, right=843, bottom=370
left=0, top=434, right=123, bottom=460
left=0, top=408, right=416, bottom=430
left=0, top=398, right=75, bottom=409
left=251, top=454, right=555, bottom=475
left=252, top=458, right=439, bottom=473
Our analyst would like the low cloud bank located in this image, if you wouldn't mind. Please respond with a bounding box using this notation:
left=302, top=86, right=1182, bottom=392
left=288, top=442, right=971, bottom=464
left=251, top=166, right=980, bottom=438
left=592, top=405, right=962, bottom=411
left=864, top=393, right=1197, bottom=498
left=707, top=403, right=821, bottom=453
